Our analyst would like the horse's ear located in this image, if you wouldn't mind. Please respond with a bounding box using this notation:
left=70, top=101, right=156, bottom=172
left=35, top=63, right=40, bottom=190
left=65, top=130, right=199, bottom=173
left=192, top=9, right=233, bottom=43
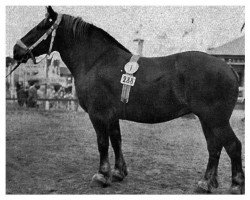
left=46, top=6, right=57, bottom=20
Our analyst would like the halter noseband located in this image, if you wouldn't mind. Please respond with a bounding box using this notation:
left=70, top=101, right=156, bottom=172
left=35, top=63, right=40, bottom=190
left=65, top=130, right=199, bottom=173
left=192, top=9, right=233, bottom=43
left=16, top=14, right=62, bottom=64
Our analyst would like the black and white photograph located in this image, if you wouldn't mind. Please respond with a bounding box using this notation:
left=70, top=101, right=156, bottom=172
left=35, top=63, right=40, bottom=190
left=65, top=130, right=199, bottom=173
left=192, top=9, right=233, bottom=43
left=5, top=2, right=245, bottom=195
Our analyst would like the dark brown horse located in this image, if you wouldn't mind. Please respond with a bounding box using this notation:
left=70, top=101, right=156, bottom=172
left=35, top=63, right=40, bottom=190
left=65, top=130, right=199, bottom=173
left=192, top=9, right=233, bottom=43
left=13, top=6, right=244, bottom=194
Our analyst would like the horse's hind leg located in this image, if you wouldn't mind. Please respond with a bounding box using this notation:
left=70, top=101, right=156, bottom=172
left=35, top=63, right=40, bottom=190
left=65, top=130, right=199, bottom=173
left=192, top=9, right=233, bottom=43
left=212, top=123, right=245, bottom=194
left=109, top=120, right=128, bottom=181
left=198, top=120, right=244, bottom=194
left=197, top=120, right=223, bottom=193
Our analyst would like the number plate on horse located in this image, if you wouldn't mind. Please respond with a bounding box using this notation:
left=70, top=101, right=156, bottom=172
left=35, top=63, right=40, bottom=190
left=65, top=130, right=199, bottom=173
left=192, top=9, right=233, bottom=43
left=120, top=74, right=136, bottom=86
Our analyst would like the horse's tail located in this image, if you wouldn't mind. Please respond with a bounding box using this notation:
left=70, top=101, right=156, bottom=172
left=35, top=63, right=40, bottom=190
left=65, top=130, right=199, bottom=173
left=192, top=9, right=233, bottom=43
left=229, top=65, right=240, bottom=84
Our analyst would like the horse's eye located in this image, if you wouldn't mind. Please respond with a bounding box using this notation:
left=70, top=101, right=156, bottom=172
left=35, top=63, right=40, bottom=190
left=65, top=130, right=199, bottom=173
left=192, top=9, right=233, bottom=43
left=37, top=18, right=52, bottom=30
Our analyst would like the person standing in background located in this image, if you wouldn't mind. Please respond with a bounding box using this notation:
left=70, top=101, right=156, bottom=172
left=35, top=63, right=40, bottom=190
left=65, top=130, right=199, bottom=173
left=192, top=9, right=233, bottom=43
left=27, top=83, right=40, bottom=108
left=17, top=83, right=28, bottom=107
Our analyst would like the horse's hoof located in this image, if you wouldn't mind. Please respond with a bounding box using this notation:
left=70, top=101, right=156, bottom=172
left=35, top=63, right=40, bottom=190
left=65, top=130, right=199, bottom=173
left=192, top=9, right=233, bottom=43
left=90, top=173, right=111, bottom=188
left=230, top=185, right=244, bottom=194
left=197, top=180, right=212, bottom=193
left=112, top=169, right=125, bottom=182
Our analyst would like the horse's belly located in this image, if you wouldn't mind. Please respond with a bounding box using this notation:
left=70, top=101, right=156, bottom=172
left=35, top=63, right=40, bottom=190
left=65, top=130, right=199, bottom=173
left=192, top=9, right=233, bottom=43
left=121, top=103, right=189, bottom=124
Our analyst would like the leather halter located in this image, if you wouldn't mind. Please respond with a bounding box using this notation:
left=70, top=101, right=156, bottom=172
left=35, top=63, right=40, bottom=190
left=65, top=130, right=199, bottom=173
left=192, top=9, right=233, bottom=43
left=16, top=14, right=62, bottom=64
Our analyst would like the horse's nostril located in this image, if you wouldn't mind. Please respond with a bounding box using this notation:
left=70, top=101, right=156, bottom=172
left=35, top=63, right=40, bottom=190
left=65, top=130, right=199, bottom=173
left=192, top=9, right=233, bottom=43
left=13, top=45, right=23, bottom=61
left=13, top=46, right=19, bottom=60
left=13, top=50, right=17, bottom=58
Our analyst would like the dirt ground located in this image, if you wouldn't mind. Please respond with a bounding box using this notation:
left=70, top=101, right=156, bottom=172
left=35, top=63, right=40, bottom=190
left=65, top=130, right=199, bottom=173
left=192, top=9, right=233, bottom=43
left=6, top=103, right=245, bottom=194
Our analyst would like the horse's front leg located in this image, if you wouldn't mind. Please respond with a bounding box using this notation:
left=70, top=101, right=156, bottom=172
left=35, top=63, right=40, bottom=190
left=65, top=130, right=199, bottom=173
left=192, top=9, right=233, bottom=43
left=109, top=120, right=128, bottom=181
left=90, top=115, right=111, bottom=187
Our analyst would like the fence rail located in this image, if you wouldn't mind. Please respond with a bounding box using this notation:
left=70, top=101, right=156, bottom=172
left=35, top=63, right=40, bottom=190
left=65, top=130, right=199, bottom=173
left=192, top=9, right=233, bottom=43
left=6, top=98, right=78, bottom=102
left=6, top=97, right=244, bottom=111
left=6, top=97, right=79, bottom=111
left=6, top=97, right=244, bottom=103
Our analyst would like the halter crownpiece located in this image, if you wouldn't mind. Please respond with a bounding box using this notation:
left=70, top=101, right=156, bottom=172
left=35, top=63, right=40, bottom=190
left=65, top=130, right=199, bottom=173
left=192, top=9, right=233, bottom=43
left=15, top=14, right=63, bottom=64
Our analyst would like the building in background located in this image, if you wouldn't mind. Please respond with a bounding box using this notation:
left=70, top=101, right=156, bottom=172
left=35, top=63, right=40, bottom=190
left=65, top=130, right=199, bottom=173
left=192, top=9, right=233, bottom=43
left=11, top=53, right=69, bottom=84
left=60, top=66, right=72, bottom=87
left=6, top=52, right=72, bottom=99
left=207, top=36, right=245, bottom=100
left=6, top=57, right=17, bottom=98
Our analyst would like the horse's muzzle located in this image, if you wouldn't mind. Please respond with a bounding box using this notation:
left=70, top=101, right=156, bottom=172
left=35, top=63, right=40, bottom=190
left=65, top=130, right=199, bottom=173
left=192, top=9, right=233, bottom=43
left=13, top=43, right=37, bottom=64
left=13, top=44, right=29, bottom=63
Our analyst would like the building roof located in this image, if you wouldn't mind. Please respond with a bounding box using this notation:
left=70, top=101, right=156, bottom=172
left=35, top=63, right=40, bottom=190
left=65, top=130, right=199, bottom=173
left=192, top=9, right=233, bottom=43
left=207, top=36, right=244, bottom=56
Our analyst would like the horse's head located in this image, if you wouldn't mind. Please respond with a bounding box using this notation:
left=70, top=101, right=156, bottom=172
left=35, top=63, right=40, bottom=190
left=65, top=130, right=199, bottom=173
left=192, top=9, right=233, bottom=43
left=13, top=6, right=62, bottom=64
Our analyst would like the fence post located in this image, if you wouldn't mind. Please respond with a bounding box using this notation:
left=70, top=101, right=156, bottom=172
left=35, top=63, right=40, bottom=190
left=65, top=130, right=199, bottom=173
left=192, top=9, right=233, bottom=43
left=9, top=64, right=16, bottom=100
left=44, top=56, right=50, bottom=110
left=71, top=77, right=77, bottom=111
left=133, top=38, right=144, bottom=56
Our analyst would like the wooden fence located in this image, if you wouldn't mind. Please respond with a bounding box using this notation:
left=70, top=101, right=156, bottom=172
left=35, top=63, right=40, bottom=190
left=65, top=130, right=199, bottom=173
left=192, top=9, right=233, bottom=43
left=6, top=97, right=244, bottom=110
left=6, top=98, right=79, bottom=111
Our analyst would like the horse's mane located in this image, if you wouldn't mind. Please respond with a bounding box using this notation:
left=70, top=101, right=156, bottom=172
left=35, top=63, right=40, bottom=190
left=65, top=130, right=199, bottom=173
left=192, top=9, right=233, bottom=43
left=63, top=14, right=131, bottom=53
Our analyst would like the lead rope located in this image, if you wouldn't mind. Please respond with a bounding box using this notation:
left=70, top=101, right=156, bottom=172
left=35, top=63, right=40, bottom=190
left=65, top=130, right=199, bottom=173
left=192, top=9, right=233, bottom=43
left=6, top=62, right=21, bottom=78
left=48, top=29, right=56, bottom=56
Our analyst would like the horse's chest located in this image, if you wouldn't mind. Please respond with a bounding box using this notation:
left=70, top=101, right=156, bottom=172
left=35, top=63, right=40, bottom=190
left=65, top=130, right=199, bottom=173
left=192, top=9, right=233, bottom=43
left=74, top=80, right=90, bottom=111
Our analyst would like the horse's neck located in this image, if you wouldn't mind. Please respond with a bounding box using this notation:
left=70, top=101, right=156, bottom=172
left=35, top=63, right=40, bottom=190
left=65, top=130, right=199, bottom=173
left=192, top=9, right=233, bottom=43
left=57, top=31, right=130, bottom=78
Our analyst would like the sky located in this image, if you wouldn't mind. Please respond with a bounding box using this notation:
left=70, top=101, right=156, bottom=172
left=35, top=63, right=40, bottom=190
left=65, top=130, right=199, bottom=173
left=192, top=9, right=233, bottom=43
left=6, top=5, right=245, bottom=57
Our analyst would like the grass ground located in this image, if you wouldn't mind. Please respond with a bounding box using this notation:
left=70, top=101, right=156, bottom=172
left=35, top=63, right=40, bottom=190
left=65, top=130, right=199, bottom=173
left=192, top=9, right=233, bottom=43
left=6, top=103, right=245, bottom=194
